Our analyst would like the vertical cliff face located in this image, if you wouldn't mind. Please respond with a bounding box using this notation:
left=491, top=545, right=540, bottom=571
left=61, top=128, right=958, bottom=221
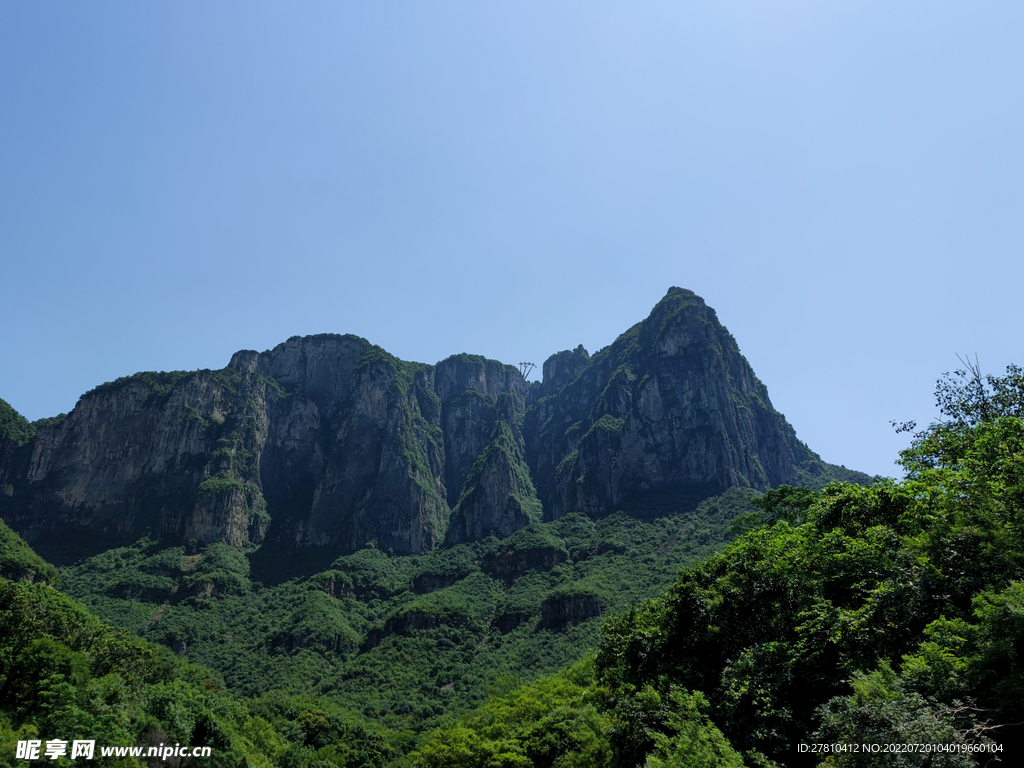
left=433, top=355, right=541, bottom=544
left=445, top=395, right=542, bottom=545
left=433, top=354, right=530, bottom=508
left=0, top=288, right=841, bottom=558
left=291, top=352, right=448, bottom=555
left=2, top=367, right=274, bottom=549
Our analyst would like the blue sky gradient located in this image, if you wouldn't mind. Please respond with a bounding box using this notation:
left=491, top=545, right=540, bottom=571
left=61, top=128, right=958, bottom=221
left=2, top=2, right=1022, bottom=478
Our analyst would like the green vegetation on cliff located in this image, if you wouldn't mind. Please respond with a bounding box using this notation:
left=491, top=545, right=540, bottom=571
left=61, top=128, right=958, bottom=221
left=0, top=519, right=59, bottom=586
left=2, top=296, right=872, bottom=564
left=51, top=487, right=755, bottom=745
left=86, top=369, right=193, bottom=399
left=0, top=398, right=34, bottom=446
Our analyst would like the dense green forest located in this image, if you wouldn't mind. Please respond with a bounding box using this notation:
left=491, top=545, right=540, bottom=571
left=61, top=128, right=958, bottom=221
left=3, top=364, right=1022, bottom=766
left=54, top=487, right=758, bottom=731
left=1, top=487, right=757, bottom=766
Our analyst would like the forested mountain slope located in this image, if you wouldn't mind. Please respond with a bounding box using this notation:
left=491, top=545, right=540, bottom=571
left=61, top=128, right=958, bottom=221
left=0, top=288, right=893, bottom=767
left=406, top=364, right=1024, bottom=767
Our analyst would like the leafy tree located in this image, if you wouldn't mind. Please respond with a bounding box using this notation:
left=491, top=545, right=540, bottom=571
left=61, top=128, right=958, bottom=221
left=933, top=359, right=1024, bottom=427
left=0, top=520, right=60, bottom=585
left=730, top=485, right=818, bottom=534
left=645, top=688, right=744, bottom=768
left=0, top=398, right=35, bottom=446
left=401, top=658, right=613, bottom=768
left=0, top=579, right=306, bottom=766
left=814, top=663, right=991, bottom=768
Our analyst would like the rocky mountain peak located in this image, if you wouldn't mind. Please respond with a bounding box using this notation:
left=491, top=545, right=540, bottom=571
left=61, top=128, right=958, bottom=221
left=540, top=345, right=590, bottom=399
left=228, top=349, right=260, bottom=372
left=0, top=289, right=860, bottom=560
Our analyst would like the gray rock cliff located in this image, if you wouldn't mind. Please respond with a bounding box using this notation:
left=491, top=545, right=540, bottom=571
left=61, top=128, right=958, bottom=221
left=0, top=288, right=853, bottom=558
left=523, top=287, right=822, bottom=518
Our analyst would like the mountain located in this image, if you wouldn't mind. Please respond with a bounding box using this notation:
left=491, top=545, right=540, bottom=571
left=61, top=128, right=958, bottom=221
left=0, top=288, right=865, bottom=561
left=523, top=288, right=833, bottom=517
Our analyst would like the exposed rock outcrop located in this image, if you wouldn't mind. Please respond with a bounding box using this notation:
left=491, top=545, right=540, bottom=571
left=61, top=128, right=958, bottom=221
left=481, top=543, right=567, bottom=579
left=524, top=288, right=819, bottom=518
left=445, top=413, right=542, bottom=545
left=0, top=288, right=853, bottom=559
left=494, top=612, right=531, bottom=632
left=540, top=592, right=602, bottom=629
left=363, top=609, right=467, bottom=650
left=412, top=572, right=464, bottom=594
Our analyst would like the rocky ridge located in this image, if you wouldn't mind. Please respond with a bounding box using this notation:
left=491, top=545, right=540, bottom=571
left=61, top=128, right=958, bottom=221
left=0, top=288, right=857, bottom=558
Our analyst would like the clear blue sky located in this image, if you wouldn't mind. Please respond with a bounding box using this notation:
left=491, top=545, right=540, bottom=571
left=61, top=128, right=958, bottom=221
left=2, top=2, right=1021, bottom=478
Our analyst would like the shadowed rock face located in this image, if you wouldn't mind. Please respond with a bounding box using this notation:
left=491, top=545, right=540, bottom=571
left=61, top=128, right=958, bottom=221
left=524, top=288, right=816, bottom=518
left=541, top=593, right=602, bottom=629
left=0, top=288, right=832, bottom=558
left=445, top=395, right=542, bottom=546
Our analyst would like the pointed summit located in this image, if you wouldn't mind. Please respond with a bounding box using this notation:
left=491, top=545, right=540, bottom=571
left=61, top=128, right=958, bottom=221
left=524, top=288, right=844, bottom=518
